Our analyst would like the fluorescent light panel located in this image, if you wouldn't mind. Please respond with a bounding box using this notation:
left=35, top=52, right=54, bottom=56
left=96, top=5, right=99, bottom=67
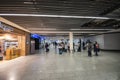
left=29, top=28, right=57, bottom=30
left=31, top=31, right=104, bottom=33
left=23, top=2, right=33, bottom=4
left=0, top=14, right=119, bottom=20
left=70, top=29, right=114, bottom=30
left=29, top=28, right=114, bottom=31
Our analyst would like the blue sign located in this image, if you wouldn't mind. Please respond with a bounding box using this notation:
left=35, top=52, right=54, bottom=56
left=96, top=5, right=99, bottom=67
left=31, top=34, right=45, bottom=40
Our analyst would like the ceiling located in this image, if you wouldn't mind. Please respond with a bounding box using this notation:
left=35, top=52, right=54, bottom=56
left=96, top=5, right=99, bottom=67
left=0, top=0, right=120, bottom=36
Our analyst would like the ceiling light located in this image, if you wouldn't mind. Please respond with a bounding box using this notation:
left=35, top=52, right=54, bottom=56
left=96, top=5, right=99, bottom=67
left=23, top=2, right=33, bottom=4
left=0, top=14, right=119, bottom=20
left=28, top=28, right=57, bottom=30
left=4, top=34, right=13, bottom=40
left=70, top=29, right=114, bottom=30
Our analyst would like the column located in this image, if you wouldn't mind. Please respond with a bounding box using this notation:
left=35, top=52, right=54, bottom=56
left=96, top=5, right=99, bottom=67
left=69, top=32, right=73, bottom=53
left=18, top=36, right=26, bottom=56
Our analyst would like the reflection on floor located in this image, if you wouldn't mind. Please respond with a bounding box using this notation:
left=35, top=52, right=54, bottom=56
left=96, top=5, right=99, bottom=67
left=0, top=49, right=120, bottom=80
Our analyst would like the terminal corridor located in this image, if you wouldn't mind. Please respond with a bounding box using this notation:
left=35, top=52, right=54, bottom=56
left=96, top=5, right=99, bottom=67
left=0, top=50, right=120, bottom=80
left=0, top=0, right=120, bottom=80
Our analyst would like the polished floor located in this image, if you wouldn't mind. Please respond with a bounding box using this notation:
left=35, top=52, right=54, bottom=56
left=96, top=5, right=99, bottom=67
left=0, top=49, right=120, bottom=80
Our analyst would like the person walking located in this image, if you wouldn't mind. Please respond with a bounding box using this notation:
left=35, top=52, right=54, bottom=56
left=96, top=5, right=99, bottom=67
left=82, top=41, right=85, bottom=50
left=77, top=42, right=81, bottom=52
left=94, top=41, right=99, bottom=56
left=54, top=41, right=57, bottom=49
left=61, top=42, right=65, bottom=52
left=45, top=43, right=49, bottom=52
left=58, top=43, right=63, bottom=55
left=67, top=42, right=70, bottom=53
left=86, top=41, right=92, bottom=57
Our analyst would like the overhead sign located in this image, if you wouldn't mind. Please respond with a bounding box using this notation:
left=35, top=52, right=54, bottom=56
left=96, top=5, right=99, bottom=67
left=0, top=22, right=14, bottom=32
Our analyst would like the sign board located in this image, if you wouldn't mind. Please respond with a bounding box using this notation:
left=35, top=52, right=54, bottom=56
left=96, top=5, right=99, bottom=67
left=0, top=22, right=14, bottom=32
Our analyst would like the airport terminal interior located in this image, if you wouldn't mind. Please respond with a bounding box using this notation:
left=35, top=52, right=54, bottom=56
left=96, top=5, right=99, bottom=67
left=0, top=0, right=120, bottom=80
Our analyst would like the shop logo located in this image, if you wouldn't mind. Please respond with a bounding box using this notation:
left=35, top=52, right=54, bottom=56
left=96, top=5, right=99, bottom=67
left=0, top=22, right=13, bottom=32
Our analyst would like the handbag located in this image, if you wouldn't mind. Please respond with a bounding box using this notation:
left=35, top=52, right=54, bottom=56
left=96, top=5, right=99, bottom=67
left=98, top=48, right=100, bottom=52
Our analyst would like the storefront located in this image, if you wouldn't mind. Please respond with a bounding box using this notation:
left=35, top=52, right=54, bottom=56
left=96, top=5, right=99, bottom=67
left=0, top=22, right=30, bottom=60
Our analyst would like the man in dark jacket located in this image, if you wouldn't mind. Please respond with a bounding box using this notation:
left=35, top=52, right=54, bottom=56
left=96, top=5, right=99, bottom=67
left=87, top=41, right=92, bottom=57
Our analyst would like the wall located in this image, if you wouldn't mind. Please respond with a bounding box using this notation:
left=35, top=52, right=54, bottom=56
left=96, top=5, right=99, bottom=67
left=104, top=33, right=120, bottom=50
left=84, top=32, right=120, bottom=50
left=84, top=35, right=104, bottom=49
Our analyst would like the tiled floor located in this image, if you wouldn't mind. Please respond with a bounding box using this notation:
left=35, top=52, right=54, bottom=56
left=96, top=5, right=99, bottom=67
left=0, top=49, right=120, bottom=80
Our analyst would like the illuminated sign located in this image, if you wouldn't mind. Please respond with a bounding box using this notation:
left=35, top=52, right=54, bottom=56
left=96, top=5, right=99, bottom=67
left=0, top=22, right=14, bottom=32
left=31, top=34, right=45, bottom=40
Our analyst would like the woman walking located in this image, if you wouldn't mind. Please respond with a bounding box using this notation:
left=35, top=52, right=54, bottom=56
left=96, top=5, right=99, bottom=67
left=94, top=41, right=99, bottom=56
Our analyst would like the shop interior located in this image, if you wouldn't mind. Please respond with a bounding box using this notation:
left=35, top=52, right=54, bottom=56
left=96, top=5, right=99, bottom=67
left=0, top=31, right=25, bottom=60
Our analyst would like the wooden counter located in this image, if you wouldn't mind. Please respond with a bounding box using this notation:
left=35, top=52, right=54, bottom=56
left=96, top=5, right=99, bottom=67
left=5, top=48, right=21, bottom=60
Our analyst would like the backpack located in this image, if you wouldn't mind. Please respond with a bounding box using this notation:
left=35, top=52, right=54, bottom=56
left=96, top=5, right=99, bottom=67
left=96, top=44, right=99, bottom=48
left=96, top=44, right=100, bottom=52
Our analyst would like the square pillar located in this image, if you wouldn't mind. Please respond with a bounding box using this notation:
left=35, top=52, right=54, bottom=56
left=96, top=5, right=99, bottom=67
left=69, top=32, right=73, bottom=53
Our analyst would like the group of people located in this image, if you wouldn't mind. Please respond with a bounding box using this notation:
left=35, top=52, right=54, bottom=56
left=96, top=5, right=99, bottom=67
left=45, top=40, right=100, bottom=57
left=55, top=41, right=81, bottom=55
left=45, top=41, right=69, bottom=54
left=57, top=42, right=69, bottom=55
left=56, top=40, right=100, bottom=56
left=86, top=41, right=100, bottom=57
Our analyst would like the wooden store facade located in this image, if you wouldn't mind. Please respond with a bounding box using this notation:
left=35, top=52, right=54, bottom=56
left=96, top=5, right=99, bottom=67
left=0, top=17, right=30, bottom=60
